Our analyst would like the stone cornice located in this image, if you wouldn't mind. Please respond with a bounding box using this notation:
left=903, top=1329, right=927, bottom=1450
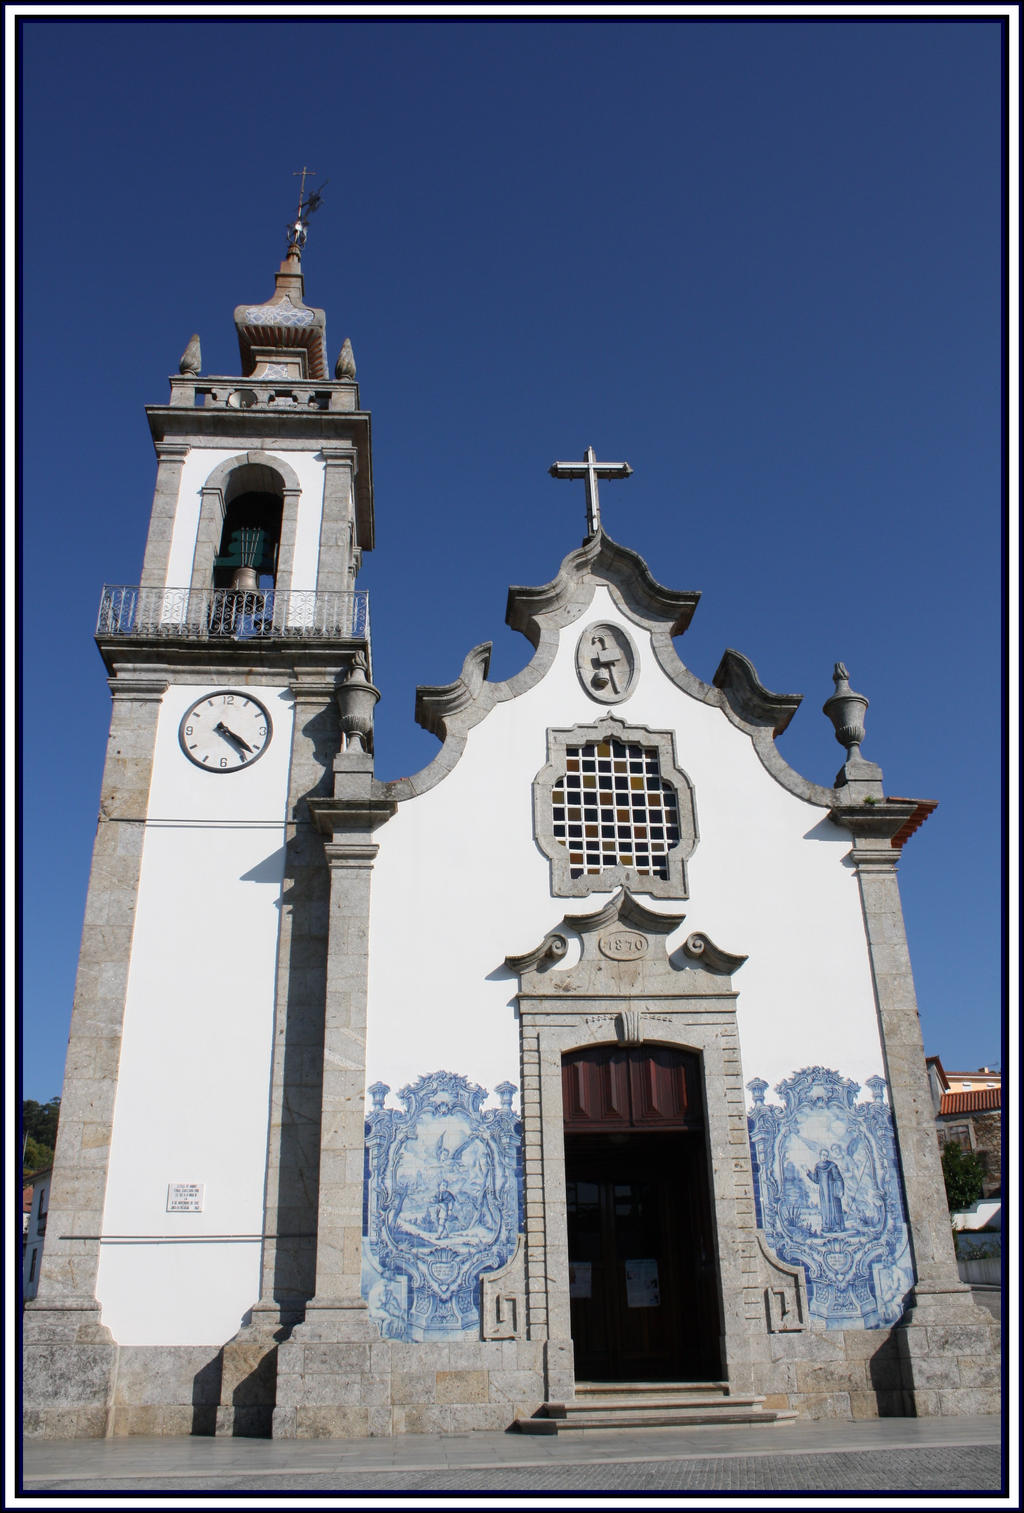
left=319, top=442, right=359, bottom=464
left=106, top=676, right=168, bottom=702
left=307, top=794, right=397, bottom=840
left=147, top=404, right=370, bottom=448
left=97, top=643, right=365, bottom=683
left=152, top=440, right=190, bottom=463
left=563, top=888, right=687, bottom=939
left=828, top=799, right=920, bottom=845
left=321, top=839, right=382, bottom=867
left=506, top=529, right=700, bottom=645
left=712, top=648, right=802, bottom=736
left=288, top=673, right=344, bottom=702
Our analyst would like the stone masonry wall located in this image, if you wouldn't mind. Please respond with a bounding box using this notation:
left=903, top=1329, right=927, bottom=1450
left=49, top=1310, right=1001, bottom=1436
left=750, top=1314, right=1001, bottom=1421
left=101, top=1339, right=546, bottom=1438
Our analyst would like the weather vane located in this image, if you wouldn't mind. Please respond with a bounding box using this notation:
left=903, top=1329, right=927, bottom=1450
left=287, top=166, right=328, bottom=250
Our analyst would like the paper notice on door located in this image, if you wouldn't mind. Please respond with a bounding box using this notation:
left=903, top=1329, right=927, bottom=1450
left=625, top=1259, right=660, bottom=1308
left=569, top=1262, right=592, bottom=1299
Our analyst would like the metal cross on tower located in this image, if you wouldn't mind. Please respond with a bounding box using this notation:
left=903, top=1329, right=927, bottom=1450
left=549, top=445, right=633, bottom=536
left=288, top=166, right=327, bottom=249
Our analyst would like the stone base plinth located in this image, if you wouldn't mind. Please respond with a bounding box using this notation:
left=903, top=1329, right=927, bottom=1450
left=747, top=1286, right=1001, bottom=1420
left=272, top=1332, right=546, bottom=1439
left=23, top=1301, right=118, bottom=1440
left=890, top=1285, right=1002, bottom=1415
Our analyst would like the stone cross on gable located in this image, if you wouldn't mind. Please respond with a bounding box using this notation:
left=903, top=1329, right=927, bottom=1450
left=549, top=445, right=633, bottom=536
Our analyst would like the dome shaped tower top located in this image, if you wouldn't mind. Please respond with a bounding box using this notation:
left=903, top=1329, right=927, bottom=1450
left=232, top=170, right=330, bottom=381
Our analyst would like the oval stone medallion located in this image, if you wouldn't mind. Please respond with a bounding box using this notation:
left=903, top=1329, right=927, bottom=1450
left=576, top=622, right=638, bottom=703
left=598, top=930, right=650, bottom=961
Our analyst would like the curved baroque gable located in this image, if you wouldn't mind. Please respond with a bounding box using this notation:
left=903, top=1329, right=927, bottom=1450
left=379, top=529, right=838, bottom=809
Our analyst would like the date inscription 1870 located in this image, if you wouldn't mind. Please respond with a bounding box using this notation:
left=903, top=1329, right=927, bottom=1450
left=598, top=930, right=649, bottom=961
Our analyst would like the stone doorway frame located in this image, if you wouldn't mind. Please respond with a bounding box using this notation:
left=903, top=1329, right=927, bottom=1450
left=505, top=890, right=778, bottom=1405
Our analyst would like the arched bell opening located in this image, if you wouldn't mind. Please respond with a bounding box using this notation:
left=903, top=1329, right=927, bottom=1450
left=213, top=466, right=284, bottom=592
left=562, top=1042, right=724, bottom=1383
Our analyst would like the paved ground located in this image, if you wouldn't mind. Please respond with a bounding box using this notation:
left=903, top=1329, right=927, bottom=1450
left=18, top=1415, right=1006, bottom=1498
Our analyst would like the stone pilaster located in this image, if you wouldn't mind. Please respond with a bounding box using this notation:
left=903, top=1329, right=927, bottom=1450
left=189, top=482, right=226, bottom=590
left=24, top=675, right=167, bottom=1439
left=272, top=759, right=396, bottom=1438
left=316, top=443, right=359, bottom=595
left=832, top=801, right=1001, bottom=1414
left=275, top=483, right=303, bottom=595
left=214, top=674, right=338, bottom=1436
left=139, top=443, right=189, bottom=588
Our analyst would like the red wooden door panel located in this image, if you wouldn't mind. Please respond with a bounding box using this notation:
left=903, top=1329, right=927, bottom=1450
left=562, top=1044, right=703, bottom=1131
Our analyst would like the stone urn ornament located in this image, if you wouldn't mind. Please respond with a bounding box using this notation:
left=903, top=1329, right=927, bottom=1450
left=822, top=662, right=883, bottom=788
left=822, top=662, right=869, bottom=760
left=336, top=653, right=380, bottom=752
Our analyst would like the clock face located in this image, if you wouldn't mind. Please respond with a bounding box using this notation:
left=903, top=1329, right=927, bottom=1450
left=179, top=690, right=272, bottom=771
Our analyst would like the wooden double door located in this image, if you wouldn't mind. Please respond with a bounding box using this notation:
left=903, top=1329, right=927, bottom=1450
left=563, top=1046, right=722, bottom=1382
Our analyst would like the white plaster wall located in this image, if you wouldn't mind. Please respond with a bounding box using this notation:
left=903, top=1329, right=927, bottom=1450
left=163, top=447, right=326, bottom=590
left=366, top=586, right=888, bottom=1111
left=288, top=451, right=328, bottom=589
left=95, top=683, right=294, bottom=1345
left=165, top=448, right=236, bottom=588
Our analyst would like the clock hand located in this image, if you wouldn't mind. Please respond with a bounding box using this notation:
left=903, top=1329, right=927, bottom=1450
left=214, top=720, right=254, bottom=754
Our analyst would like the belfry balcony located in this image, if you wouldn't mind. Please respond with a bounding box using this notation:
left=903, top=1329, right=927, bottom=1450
left=97, top=585, right=369, bottom=643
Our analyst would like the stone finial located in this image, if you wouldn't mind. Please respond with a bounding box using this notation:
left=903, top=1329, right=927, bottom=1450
left=822, top=662, right=869, bottom=760
left=336, top=651, right=381, bottom=754
left=822, top=662, right=885, bottom=792
left=865, top=1075, right=887, bottom=1104
left=178, top=333, right=201, bottom=375
left=367, top=1081, right=390, bottom=1111
left=494, top=1082, right=517, bottom=1110
left=335, top=338, right=356, bottom=380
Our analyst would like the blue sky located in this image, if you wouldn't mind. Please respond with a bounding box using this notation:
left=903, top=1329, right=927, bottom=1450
left=16, top=11, right=1009, bottom=1100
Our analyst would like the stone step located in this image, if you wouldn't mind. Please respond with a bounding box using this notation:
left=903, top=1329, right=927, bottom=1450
left=561, top=1394, right=769, bottom=1413
left=556, top=1408, right=796, bottom=1430
left=512, top=1382, right=796, bottom=1435
left=574, top=1380, right=731, bottom=1395
left=514, top=1406, right=796, bottom=1434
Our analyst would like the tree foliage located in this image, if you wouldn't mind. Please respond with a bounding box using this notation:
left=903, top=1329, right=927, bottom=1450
left=23, top=1135, right=55, bottom=1175
left=23, top=1098, right=60, bottom=1147
left=941, top=1140, right=986, bottom=1212
left=22, top=1099, right=60, bottom=1177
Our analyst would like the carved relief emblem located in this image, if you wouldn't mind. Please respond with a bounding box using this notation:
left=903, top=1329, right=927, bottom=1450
left=598, top=930, right=649, bottom=961
left=576, top=622, right=638, bottom=704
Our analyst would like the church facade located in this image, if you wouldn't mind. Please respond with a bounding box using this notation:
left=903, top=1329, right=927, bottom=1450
left=25, top=238, right=999, bottom=1438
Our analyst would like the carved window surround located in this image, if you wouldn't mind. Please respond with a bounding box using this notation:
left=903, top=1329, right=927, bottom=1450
left=533, top=716, right=698, bottom=899
left=190, top=452, right=303, bottom=595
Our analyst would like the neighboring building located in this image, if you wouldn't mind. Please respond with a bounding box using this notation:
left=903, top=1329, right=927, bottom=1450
left=25, top=229, right=1000, bottom=1440
left=22, top=1169, right=52, bottom=1302
left=927, top=1057, right=1002, bottom=1198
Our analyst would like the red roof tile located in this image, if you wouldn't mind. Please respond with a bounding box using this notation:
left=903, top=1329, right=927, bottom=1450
left=938, top=1088, right=1001, bottom=1115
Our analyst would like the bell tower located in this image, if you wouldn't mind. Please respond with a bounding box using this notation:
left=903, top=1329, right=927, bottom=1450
left=25, top=207, right=380, bottom=1438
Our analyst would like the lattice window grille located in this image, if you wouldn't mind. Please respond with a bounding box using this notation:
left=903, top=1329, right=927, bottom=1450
left=551, top=738, right=682, bottom=880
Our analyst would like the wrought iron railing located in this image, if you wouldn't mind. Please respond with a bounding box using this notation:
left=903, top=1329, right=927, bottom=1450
left=97, top=586, right=369, bottom=642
